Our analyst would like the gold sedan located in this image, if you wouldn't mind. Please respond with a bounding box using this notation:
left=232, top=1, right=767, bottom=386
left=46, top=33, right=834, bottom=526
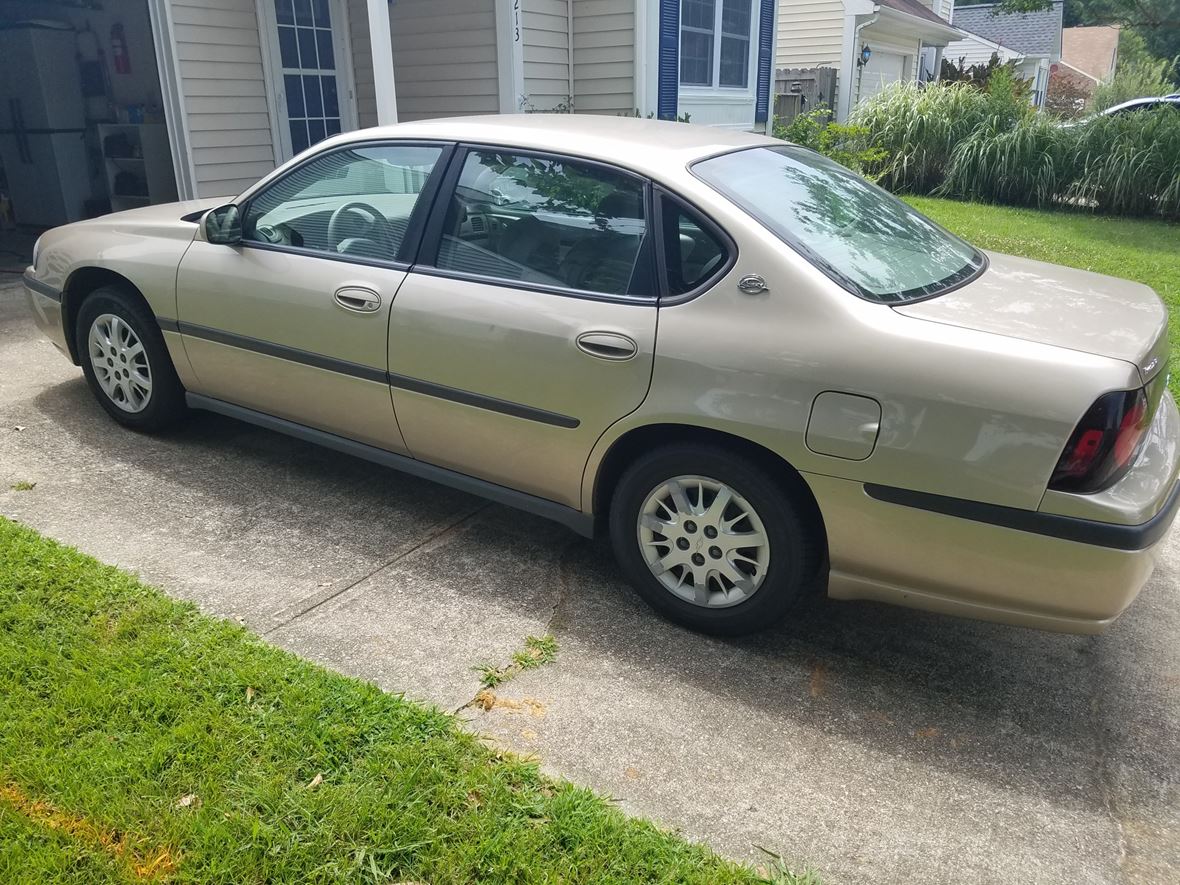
left=22, top=115, right=1178, bottom=635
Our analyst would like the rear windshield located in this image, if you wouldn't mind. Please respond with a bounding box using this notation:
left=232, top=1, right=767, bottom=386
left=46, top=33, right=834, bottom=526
left=692, top=146, right=985, bottom=303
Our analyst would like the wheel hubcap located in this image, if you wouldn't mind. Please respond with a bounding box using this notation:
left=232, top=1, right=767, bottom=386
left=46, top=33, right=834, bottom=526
left=88, top=314, right=152, bottom=413
left=636, top=475, right=770, bottom=608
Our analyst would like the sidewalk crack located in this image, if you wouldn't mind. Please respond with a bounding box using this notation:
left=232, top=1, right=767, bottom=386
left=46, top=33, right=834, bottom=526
left=262, top=503, right=489, bottom=636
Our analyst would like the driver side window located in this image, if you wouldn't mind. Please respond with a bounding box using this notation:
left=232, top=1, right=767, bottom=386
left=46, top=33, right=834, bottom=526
left=242, top=144, right=443, bottom=261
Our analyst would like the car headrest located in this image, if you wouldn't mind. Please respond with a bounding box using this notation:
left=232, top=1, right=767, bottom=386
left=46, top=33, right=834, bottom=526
left=597, top=190, right=642, bottom=221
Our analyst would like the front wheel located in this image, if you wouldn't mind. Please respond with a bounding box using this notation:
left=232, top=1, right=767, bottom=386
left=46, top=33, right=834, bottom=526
left=609, top=444, right=820, bottom=636
left=76, top=285, right=186, bottom=432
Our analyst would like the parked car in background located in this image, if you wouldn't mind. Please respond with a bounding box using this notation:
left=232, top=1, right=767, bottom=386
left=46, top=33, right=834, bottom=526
left=21, top=115, right=1180, bottom=636
left=1099, top=95, right=1180, bottom=117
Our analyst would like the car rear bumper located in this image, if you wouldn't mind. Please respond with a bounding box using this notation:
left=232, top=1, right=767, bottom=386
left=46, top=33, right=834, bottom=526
left=809, top=398, right=1180, bottom=632
left=22, top=270, right=71, bottom=360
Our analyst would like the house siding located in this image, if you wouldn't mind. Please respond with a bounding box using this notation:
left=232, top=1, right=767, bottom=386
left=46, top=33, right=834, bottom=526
left=853, top=28, right=920, bottom=106
left=916, top=0, right=953, bottom=16
left=387, top=0, right=500, bottom=121
left=347, top=0, right=379, bottom=128
left=523, top=0, right=572, bottom=110
left=775, top=0, right=844, bottom=71
left=170, top=0, right=276, bottom=198
left=572, top=0, right=635, bottom=115
left=775, top=0, right=844, bottom=112
left=944, top=34, right=1019, bottom=68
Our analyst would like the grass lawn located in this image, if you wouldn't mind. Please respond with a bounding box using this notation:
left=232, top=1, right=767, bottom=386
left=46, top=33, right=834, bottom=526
left=906, top=197, right=1180, bottom=396
left=0, top=517, right=806, bottom=884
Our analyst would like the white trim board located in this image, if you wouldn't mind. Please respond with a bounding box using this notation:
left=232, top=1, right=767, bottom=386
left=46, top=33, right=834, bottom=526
left=145, top=0, right=196, bottom=200
left=495, top=0, right=525, bottom=112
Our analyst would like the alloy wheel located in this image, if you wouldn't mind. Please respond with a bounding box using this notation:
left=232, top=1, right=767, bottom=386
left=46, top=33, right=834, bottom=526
left=636, top=474, right=771, bottom=608
left=88, top=313, right=152, bottom=413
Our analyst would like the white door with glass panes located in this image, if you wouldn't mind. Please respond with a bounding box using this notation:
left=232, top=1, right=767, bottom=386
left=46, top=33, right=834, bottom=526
left=263, top=0, right=357, bottom=160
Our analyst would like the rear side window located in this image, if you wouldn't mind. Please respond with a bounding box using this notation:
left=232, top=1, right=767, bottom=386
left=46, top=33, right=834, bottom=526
left=660, top=196, right=728, bottom=296
left=243, top=144, right=443, bottom=261
left=433, top=150, right=650, bottom=297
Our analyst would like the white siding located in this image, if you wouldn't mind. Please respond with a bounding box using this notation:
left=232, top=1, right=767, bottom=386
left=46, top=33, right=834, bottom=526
left=852, top=28, right=920, bottom=106
left=943, top=33, right=1021, bottom=68
left=385, top=0, right=500, bottom=121
left=775, top=0, right=844, bottom=71
left=775, top=0, right=844, bottom=113
left=914, top=0, right=953, bottom=16
left=170, top=0, right=276, bottom=197
left=572, top=0, right=635, bottom=115
left=523, top=0, right=572, bottom=110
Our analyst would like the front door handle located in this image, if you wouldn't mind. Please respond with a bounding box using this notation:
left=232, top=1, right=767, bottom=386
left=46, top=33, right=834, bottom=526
left=576, top=331, right=638, bottom=361
left=333, top=286, right=381, bottom=313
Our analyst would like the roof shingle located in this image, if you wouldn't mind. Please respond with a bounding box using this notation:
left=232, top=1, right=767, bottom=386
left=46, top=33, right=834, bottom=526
left=951, top=1, right=1063, bottom=57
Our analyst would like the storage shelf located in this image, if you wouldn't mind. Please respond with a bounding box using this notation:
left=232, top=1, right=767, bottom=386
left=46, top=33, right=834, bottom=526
left=96, top=123, right=177, bottom=212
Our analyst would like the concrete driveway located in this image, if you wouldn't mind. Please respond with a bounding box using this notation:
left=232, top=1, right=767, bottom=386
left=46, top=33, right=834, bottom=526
left=2, top=276, right=1178, bottom=884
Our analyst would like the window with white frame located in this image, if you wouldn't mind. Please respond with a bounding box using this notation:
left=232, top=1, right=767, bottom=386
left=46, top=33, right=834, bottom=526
left=679, top=0, right=754, bottom=89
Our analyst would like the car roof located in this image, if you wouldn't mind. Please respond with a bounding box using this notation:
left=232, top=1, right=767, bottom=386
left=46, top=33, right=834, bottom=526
left=1103, top=96, right=1180, bottom=113
left=326, top=114, right=779, bottom=178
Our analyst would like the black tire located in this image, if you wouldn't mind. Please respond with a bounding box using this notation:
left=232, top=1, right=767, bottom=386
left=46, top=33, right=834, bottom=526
left=609, top=443, right=820, bottom=636
left=76, top=285, right=186, bottom=432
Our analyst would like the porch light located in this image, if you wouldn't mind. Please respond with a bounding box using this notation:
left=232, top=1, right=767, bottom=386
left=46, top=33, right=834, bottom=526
left=858, top=45, right=872, bottom=67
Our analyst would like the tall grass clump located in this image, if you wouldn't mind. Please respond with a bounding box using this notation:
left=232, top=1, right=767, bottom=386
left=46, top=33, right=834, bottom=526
left=849, top=82, right=990, bottom=192
left=939, top=105, right=1180, bottom=219
left=1067, top=106, right=1180, bottom=218
left=850, top=69, right=1030, bottom=193
left=942, top=113, right=1074, bottom=207
left=1091, top=56, right=1177, bottom=112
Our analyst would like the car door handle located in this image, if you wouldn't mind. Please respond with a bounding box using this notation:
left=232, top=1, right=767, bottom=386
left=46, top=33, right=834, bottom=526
left=333, top=286, right=381, bottom=313
left=576, top=332, right=638, bottom=361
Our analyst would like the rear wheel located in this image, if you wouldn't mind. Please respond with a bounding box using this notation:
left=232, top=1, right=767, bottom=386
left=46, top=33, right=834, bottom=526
left=609, top=444, right=819, bottom=635
left=76, top=286, right=185, bottom=431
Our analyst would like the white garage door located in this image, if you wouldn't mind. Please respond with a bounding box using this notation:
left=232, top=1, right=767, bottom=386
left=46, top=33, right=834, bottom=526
left=857, top=50, right=907, bottom=102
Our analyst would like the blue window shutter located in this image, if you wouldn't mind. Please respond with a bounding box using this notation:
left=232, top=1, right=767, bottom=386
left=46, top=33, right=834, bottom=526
left=754, top=0, right=774, bottom=124
left=657, top=0, right=680, bottom=120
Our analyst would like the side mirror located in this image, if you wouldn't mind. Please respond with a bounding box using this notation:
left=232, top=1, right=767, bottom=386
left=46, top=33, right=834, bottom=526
left=204, top=204, right=242, bottom=245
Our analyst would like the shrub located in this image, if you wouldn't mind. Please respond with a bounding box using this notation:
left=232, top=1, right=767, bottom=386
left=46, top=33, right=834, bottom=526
left=773, top=105, right=887, bottom=176
left=1045, top=74, right=1091, bottom=119
left=1091, top=56, right=1178, bottom=112
left=941, top=52, right=1032, bottom=100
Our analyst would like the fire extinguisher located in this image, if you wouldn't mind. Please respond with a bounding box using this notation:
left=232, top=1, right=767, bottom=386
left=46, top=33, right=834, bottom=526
left=111, top=23, right=131, bottom=74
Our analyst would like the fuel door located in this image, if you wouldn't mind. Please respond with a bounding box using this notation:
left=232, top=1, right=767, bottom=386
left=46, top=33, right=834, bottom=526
left=806, top=392, right=882, bottom=461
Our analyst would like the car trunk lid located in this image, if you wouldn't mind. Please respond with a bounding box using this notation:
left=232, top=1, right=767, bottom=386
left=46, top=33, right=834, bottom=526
left=894, top=251, right=1169, bottom=385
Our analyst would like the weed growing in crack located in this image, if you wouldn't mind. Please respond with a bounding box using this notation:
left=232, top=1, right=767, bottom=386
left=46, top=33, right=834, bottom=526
left=477, top=635, right=558, bottom=689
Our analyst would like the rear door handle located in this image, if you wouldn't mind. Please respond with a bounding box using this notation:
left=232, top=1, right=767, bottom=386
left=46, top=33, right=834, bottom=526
left=576, top=332, right=638, bottom=361
left=333, top=286, right=381, bottom=313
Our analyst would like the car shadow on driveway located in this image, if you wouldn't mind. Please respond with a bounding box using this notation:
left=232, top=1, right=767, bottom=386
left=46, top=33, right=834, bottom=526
left=15, top=375, right=1180, bottom=882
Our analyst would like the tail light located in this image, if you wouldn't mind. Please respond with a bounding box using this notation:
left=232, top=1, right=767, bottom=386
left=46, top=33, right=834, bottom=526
left=1050, top=388, right=1152, bottom=493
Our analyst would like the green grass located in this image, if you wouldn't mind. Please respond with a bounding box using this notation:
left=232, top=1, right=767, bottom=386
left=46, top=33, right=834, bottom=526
left=9, top=482, right=35, bottom=492
left=477, top=635, right=559, bottom=689
left=906, top=197, right=1180, bottom=395
left=0, top=517, right=804, bottom=884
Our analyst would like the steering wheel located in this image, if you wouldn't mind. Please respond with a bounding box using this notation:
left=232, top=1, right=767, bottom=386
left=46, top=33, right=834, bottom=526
left=326, top=201, right=389, bottom=253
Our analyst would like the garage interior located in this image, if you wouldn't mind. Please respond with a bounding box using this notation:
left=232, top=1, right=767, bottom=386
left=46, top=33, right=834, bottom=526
left=0, top=0, right=179, bottom=240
